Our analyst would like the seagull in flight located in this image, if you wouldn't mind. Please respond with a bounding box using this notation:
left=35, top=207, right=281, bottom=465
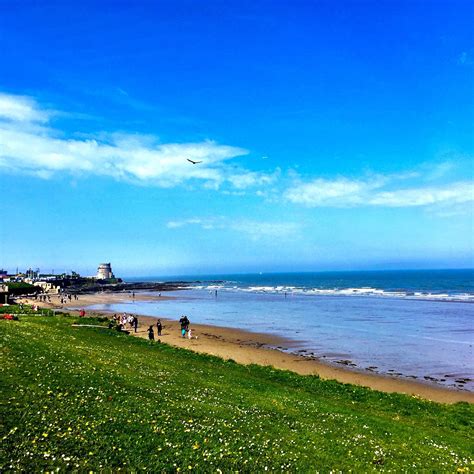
left=187, top=158, right=203, bottom=165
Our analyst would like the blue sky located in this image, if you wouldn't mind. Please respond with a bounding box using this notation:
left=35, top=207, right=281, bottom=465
left=0, top=0, right=473, bottom=276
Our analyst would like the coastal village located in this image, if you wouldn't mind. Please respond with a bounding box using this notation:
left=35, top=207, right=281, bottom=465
left=0, top=263, right=119, bottom=304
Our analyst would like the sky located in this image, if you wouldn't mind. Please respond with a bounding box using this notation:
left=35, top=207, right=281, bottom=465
left=0, top=0, right=473, bottom=277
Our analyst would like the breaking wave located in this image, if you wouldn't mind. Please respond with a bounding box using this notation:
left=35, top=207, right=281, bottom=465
left=188, top=284, right=474, bottom=302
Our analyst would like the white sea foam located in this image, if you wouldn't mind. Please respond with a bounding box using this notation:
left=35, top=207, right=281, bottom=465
left=200, top=283, right=474, bottom=302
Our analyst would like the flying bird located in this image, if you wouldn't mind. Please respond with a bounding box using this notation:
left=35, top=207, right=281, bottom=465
left=187, top=158, right=203, bottom=165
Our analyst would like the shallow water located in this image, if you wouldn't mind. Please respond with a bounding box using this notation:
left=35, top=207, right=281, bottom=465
left=86, top=286, right=474, bottom=391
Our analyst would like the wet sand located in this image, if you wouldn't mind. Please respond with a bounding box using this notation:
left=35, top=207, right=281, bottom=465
left=23, top=292, right=474, bottom=404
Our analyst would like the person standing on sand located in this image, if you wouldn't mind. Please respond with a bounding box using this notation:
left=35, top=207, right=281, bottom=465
left=148, top=325, right=155, bottom=340
left=133, top=316, right=138, bottom=333
left=179, top=315, right=190, bottom=336
left=156, top=319, right=162, bottom=336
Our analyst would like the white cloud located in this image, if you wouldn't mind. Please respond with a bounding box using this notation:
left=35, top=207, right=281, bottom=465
left=368, top=182, right=473, bottom=207
left=167, top=217, right=301, bottom=240
left=227, top=169, right=279, bottom=189
left=284, top=177, right=382, bottom=207
left=0, top=92, right=52, bottom=122
left=284, top=177, right=474, bottom=209
left=0, top=92, right=263, bottom=189
left=166, top=218, right=209, bottom=229
left=2, top=92, right=472, bottom=213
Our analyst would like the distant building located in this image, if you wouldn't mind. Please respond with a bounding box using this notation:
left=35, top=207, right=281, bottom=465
left=96, top=263, right=115, bottom=280
left=33, top=281, right=61, bottom=294
left=26, top=268, right=39, bottom=280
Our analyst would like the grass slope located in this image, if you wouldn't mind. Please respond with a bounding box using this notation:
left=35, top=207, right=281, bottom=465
left=1, top=314, right=473, bottom=471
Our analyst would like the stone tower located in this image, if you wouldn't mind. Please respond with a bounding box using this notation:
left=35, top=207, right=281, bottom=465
left=96, top=263, right=115, bottom=279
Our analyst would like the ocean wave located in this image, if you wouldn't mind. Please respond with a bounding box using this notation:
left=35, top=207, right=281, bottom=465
left=192, top=284, right=474, bottom=302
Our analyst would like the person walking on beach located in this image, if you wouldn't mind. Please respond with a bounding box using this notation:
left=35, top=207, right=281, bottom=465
left=179, top=315, right=190, bottom=337
left=133, top=316, right=138, bottom=333
left=148, top=325, right=155, bottom=341
left=156, top=319, right=162, bottom=336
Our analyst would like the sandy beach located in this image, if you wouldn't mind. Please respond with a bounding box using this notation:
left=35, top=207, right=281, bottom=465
left=23, top=291, right=474, bottom=404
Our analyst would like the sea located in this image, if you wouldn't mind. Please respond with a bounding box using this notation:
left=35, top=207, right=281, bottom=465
left=86, top=269, right=474, bottom=391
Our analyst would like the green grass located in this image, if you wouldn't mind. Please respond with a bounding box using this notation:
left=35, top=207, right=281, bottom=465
left=1, top=313, right=473, bottom=472
left=0, top=304, right=54, bottom=317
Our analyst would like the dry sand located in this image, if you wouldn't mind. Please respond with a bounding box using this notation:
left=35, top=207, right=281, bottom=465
left=24, top=292, right=474, bottom=404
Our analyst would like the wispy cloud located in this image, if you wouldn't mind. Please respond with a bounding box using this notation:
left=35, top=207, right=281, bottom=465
left=167, top=217, right=301, bottom=240
left=284, top=176, right=382, bottom=207
left=367, top=182, right=473, bottom=207
left=0, top=92, right=268, bottom=189
left=0, top=93, right=53, bottom=123
left=227, top=169, right=279, bottom=189
left=1, top=92, right=472, bottom=213
left=167, top=218, right=216, bottom=229
left=284, top=176, right=474, bottom=209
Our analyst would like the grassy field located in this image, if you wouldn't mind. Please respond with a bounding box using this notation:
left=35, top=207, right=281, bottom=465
left=1, top=312, right=473, bottom=471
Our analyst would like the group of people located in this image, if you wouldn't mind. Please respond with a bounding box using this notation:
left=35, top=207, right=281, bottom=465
left=34, top=293, right=78, bottom=305
left=59, top=293, right=77, bottom=304
left=113, top=313, right=139, bottom=333
left=148, top=319, right=163, bottom=340
left=100, top=312, right=194, bottom=342
left=36, top=294, right=51, bottom=303
left=147, top=316, right=193, bottom=341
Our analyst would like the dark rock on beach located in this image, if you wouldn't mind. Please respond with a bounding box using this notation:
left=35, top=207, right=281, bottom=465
left=66, top=280, right=190, bottom=295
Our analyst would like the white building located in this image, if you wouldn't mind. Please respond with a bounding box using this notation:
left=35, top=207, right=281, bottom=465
left=96, top=263, right=115, bottom=280
left=33, top=281, right=60, bottom=293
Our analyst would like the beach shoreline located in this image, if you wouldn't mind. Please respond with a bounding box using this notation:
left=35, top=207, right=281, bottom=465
left=21, top=291, right=474, bottom=404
